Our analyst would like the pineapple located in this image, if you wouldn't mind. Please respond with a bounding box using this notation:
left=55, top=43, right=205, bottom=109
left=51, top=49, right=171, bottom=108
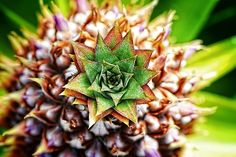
left=0, top=0, right=212, bottom=156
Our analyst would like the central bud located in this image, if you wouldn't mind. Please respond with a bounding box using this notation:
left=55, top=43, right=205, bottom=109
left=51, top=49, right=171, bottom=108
left=101, top=64, right=124, bottom=92
left=99, top=62, right=133, bottom=102
left=63, top=24, right=156, bottom=126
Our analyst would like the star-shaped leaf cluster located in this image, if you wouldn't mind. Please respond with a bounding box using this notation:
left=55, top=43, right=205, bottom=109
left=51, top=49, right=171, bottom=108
left=63, top=24, right=156, bottom=126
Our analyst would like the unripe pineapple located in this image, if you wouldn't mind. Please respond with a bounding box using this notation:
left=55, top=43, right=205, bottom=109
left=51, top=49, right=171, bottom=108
left=0, top=0, right=212, bottom=157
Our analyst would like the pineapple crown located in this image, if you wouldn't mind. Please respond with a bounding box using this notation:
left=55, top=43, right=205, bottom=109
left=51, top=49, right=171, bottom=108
left=63, top=24, right=156, bottom=126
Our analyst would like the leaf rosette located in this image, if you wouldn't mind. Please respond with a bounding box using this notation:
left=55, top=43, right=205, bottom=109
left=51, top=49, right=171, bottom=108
left=63, top=24, right=156, bottom=126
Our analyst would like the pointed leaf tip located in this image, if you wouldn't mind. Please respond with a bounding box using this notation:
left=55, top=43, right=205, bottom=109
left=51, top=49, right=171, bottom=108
left=109, top=90, right=126, bottom=106
left=33, top=138, right=49, bottom=155
left=3, top=122, right=26, bottom=136
left=133, top=67, right=156, bottom=86
left=95, top=95, right=114, bottom=116
left=111, top=111, right=130, bottom=126
left=88, top=99, right=112, bottom=128
left=122, top=78, right=146, bottom=100
left=113, top=31, right=135, bottom=60
left=72, top=41, right=95, bottom=61
left=115, top=100, right=137, bottom=123
left=135, top=49, right=153, bottom=67
left=64, top=73, right=94, bottom=98
left=104, top=23, right=122, bottom=49
left=82, top=59, right=101, bottom=83
left=88, top=99, right=98, bottom=128
left=95, top=34, right=119, bottom=63
left=115, top=56, right=136, bottom=73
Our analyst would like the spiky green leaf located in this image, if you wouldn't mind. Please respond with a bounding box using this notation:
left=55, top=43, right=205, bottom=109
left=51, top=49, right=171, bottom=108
left=104, top=23, right=122, bottom=49
left=115, top=56, right=136, bottom=73
left=108, top=90, right=126, bottom=106
left=122, top=72, right=134, bottom=87
left=113, top=31, right=134, bottom=60
left=95, top=35, right=119, bottom=63
left=64, top=73, right=94, bottom=98
left=122, top=78, right=146, bottom=100
left=133, top=67, right=156, bottom=85
left=101, top=61, right=118, bottom=72
left=114, top=100, right=137, bottom=123
left=110, top=64, right=121, bottom=74
left=95, top=94, right=114, bottom=116
left=82, top=59, right=101, bottom=83
left=72, top=42, right=95, bottom=60
left=88, top=75, right=101, bottom=93
left=135, top=50, right=152, bottom=67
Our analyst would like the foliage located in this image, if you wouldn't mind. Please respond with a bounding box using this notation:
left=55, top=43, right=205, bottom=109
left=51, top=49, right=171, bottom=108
left=0, top=0, right=236, bottom=156
left=63, top=26, right=156, bottom=126
left=151, top=0, right=218, bottom=43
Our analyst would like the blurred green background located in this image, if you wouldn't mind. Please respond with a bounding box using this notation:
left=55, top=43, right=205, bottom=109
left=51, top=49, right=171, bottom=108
left=0, top=0, right=236, bottom=156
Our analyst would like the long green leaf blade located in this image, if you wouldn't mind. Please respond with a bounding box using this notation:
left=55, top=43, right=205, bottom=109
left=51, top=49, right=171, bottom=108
left=185, top=36, right=236, bottom=89
left=192, top=91, right=236, bottom=142
left=151, top=0, right=218, bottom=42
left=182, top=92, right=236, bottom=156
left=55, top=0, right=70, bottom=17
left=188, top=36, right=236, bottom=65
left=0, top=3, right=36, bottom=32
